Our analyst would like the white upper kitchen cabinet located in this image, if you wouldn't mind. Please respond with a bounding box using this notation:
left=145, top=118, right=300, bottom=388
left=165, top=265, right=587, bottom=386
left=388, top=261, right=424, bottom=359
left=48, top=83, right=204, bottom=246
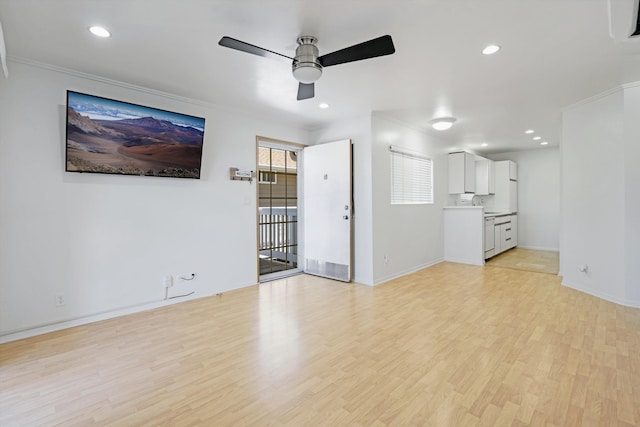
left=475, top=157, right=495, bottom=195
left=448, top=152, right=475, bottom=194
left=509, top=161, right=518, bottom=181
left=494, top=160, right=518, bottom=212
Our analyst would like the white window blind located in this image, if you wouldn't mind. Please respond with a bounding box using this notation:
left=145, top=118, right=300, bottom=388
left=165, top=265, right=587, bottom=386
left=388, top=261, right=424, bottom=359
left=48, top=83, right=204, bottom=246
left=390, top=146, right=433, bottom=205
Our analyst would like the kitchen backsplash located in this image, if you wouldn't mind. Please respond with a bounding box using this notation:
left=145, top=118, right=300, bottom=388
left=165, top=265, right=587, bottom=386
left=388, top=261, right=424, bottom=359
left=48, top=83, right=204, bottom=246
left=448, top=194, right=495, bottom=207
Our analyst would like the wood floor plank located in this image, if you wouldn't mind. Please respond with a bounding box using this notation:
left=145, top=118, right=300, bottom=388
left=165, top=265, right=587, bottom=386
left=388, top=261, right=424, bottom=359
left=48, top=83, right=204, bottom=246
left=1, top=261, right=640, bottom=426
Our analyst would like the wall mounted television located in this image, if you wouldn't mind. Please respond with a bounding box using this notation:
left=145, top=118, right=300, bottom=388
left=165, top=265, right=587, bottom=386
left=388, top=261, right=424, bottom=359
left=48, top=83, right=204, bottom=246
left=65, top=91, right=205, bottom=179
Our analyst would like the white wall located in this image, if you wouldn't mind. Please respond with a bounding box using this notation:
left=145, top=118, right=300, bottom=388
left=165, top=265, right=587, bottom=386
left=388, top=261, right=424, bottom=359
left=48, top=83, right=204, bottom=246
left=623, top=84, right=640, bottom=303
left=370, top=115, right=447, bottom=284
left=0, top=60, right=309, bottom=339
left=561, top=88, right=632, bottom=305
left=309, top=116, right=374, bottom=285
left=489, top=148, right=560, bottom=251
left=309, top=114, right=448, bottom=286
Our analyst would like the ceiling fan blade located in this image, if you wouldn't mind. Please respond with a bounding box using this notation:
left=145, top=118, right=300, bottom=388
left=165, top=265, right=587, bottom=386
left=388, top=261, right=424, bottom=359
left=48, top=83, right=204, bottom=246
left=297, top=83, right=315, bottom=100
left=318, top=35, right=395, bottom=67
left=218, top=36, right=292, bottom=61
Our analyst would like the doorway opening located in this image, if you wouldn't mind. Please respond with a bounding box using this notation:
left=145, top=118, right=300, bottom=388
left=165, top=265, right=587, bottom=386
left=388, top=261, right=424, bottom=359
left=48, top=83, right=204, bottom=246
left=257, top=138, right=303, bottom=282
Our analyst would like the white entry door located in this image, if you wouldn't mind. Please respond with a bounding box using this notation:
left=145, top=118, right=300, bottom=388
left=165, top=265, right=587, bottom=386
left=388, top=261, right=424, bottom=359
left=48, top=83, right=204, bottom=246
left=302, top=139, right=353, bottom=282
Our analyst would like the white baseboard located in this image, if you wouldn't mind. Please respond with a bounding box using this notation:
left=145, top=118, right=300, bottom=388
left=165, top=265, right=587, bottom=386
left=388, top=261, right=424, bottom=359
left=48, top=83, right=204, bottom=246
left=373, top=258, right=444, bottom=286
left=562, top=280, right=640, bottom=308
left=517, top=245, right=559, bottom=252
left=443, top=256, right=485, bottom=267
left=0, top=293, right=203, bottom=344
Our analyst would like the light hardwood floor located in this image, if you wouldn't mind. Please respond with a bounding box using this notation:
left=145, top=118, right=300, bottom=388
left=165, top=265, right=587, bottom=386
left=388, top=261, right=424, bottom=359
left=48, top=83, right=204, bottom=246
left=1, top=262, right=639, bottom=426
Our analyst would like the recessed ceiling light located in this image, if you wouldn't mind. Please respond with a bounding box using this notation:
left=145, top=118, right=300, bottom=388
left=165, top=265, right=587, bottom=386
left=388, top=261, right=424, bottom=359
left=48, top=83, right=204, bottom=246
left=481, top=143, right=488, bottom=147
left=482, top=44, right=501, bottom=55
left=89, top=26, right=111, bottom=38
left=541, top=141, right=549, bottom=145
left=533, top=136, right=542, bottom=140
left=318, top=102, right=329, bottom=109
left=525, top=129, right=534, bottom=134
left=429, top=117, right=456, bottom=131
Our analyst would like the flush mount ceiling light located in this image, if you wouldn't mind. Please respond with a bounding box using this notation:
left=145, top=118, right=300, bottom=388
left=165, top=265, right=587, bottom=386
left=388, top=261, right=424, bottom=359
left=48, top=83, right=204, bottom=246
left=318, top=102, right=329, bottom=109
left=481, top=143, right=488, bottom=147
left=533, top=136, right=542, bottom=140
left=89, top=25, right=111, bottom=38
left=525, top=129, right=534, bottom=134
left=541, top=141, right=549, bottom=145
left=429, top=117, right=456, bottom=131
left=482, top=44, right=501, bottom=55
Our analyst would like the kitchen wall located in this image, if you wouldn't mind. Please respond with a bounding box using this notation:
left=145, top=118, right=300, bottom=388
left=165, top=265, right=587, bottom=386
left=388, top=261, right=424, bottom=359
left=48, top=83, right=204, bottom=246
left=0, top=60, right=309, bottom=339
left=489, top=148, right=560, bottom=251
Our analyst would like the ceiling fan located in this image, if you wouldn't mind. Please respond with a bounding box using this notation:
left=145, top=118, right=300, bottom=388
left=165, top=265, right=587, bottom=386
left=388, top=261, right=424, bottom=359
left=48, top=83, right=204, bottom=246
left=218, top=34, right=395, bottom=100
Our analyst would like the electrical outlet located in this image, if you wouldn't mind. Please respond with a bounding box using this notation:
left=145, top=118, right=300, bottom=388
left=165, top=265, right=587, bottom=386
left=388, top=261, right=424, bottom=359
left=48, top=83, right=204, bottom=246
left=55, top=293, right=65, bottom=307
left=384, top=255, right=389, bottom=264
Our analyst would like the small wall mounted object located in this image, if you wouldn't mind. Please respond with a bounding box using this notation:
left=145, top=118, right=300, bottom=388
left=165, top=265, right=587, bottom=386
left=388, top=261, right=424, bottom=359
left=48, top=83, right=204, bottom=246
left=229, top=167, right=255, bottom=183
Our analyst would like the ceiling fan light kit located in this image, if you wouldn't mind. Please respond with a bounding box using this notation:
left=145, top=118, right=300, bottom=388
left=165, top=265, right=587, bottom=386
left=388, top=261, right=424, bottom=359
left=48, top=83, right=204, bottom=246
left=218, top=34, right=395, bottom=101
left=292, top=36, right=323, bottom=84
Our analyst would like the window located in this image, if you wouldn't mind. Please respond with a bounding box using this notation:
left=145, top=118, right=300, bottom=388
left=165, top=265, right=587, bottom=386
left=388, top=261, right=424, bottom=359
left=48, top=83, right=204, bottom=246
left=390, top=146, right=433, bottom=205
left=258, top=170, right=278, bottom=184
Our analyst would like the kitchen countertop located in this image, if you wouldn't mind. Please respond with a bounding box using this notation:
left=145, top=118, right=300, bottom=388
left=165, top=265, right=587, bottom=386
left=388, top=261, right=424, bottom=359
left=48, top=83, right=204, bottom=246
left=483, top=210, right=516, bottom=218
left=443, top=206, right=515, bottom=217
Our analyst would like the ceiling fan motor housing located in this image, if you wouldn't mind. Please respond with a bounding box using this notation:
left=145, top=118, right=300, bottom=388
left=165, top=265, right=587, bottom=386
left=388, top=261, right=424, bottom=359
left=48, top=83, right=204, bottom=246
left=292, top=36, right=323, bottom=84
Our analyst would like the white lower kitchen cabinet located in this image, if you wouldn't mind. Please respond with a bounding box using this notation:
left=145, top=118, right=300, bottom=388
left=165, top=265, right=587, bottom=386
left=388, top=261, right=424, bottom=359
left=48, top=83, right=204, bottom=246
left=444, top=208, right=518, bottom=265
left=487, top=214, right=517, bottom=258
left=510, top=214, right=518, bottom=247
left=443, top=206, right=485, bottom=265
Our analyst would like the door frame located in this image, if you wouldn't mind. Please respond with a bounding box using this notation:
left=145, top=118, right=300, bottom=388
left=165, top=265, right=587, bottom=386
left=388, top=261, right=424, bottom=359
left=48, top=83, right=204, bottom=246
left=255, top=136, right=306, bottom=283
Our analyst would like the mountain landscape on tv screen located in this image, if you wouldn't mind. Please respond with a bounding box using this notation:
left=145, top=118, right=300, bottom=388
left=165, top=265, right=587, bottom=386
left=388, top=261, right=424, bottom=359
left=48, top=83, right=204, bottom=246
left=66, top=106, right=204, bottom=178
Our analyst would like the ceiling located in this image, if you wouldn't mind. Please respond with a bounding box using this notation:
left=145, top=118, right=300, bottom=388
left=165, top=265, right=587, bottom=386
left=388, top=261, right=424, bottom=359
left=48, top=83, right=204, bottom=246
left=1, top=0, right=640, bottom=154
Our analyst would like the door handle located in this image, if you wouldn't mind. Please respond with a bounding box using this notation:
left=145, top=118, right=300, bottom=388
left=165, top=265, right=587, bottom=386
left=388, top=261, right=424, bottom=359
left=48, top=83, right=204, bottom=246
left=343, top=215, right=349, bottom=220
